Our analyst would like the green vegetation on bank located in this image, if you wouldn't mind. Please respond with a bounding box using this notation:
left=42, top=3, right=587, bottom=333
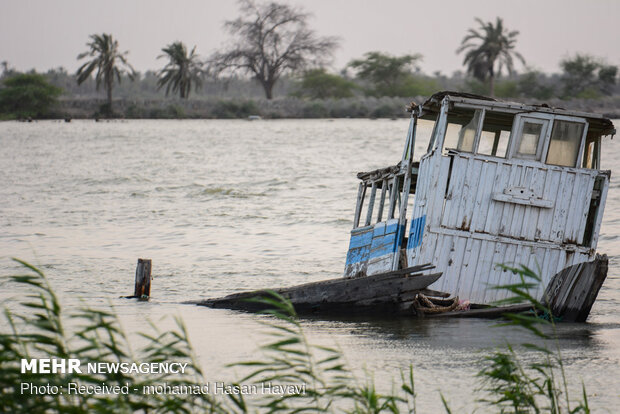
left=348, top=52, right=430, bottom=97
left=0, top=73, right=62, bottom=119
left=2, top=48, right=618, bottom=120
left=0, top=260, right=593, bottom=413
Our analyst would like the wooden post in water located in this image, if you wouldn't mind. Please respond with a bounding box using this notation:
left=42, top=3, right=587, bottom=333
left=134, top=259, right=152, bottom=299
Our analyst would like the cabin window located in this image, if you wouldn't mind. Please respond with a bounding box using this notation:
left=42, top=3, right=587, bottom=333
left=404, top=116, right=437, bottom=161
left=582, top=133, right=600, bottom=169
left=442, top=108, right=482, bottom=154
left=477, top=111, right=513, bottom=157
left=545, top=120, right=585, bottom=167
left=513, top=119, right=547, bottom=161
left=418, top=116, right=438, bottom=154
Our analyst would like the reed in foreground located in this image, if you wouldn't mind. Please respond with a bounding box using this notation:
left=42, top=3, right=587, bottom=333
left=471, top=264, right=591, bottom=414
left=0, top=259, right=592, bottom=413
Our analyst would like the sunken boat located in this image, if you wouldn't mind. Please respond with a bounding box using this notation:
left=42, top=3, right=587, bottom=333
left=198, top=92, right=615, bottom=322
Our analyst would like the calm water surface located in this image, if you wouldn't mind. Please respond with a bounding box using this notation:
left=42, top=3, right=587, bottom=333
left=1, top=119, right=619, bottom=411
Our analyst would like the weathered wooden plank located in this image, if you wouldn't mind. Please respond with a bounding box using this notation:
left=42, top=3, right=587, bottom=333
left=554, top=263, right=583, bottom=315
left=591, top=175, right=609, bottom=248
left=447, top=236, right=468, bottom=294
left=433, top=235, right=455, bottom=293
left=486, top=242, right=512, bottom=303
left=498, top=164, right=522, bottom=237
left=543, top=255, right=607, bottom=322
left=461, top=238, right=481, bottom=300
left=559, top=172, right=579, bottom=243
left=444, top=156, right=468, bottom=228
left=529, top=246, right=547, bottom=299
left=507, top=165, right=531, bottom=238
left=429, top=226, right=593, bottom=257
left=427, top=157, right=451, bottom=229
left=563, top=173, right=584, bottom=243
left=491, top=193, right=554, bottom=209
left=464, top=239, right=485, bottom=303
left=571, top=255, right=607, bottom=321
left=472, top=240, right=497, bottom=303
left=517, top=166, right=536, bottom=238
left=376, top=179, right=388, bottom=222
left=573, top=174, right=596, bottom=244
left=524, top=166, right=548, bottom=240
left=364, top=263, right=435, bottom=278
left=540, top=248, right=556, bottom=289
left=393, top=153, right=415, bottom=270
left=365, top=182, right=377, bottom=226
left=426, top=233, right=447, bottom=292
left=537, top=169, right=562, bottom=241
left=387, top=176, right=399, bottom=220
left=428, top=303, right=535, bottom=319
left=447, top=155, right=469, bottom=229
left=420, top=231, right=439, bottom=268
left=576, top=173, right=598, bottom=241
left=286, top=273, right=442, bottom=305
left=485, top=162, right=511, bottom=234
left=550, top=170, right=574, bottom=242
left=420, top=288, right=451, bottom=298
left=480, top=160, right=503, bottom=233
left=444, top=237, right=472, bottom=292
left=459, top=157, right=483, bottom=232
left=353, top=182, right=366, bottom=228
left=470, top=160, right=495, bottom=232
left=196, top=269, right=442, bottom=314
left=133, top=258, right=152, bottom=298
left=555, top=249, right=568, bottom=276
left=406, top=157, right=430, bottom=267
left=366, top=255, right=392, bottom=276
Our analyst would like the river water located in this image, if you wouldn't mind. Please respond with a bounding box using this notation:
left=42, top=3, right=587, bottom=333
left=1, top=119, right=619, bottom=411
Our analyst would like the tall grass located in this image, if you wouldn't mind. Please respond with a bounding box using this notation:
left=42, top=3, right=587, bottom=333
left=472, top=264, right=591, bottom=414
left=1, top=259, right=592, bottom=413
left=1, top=259, right=221, bottom=413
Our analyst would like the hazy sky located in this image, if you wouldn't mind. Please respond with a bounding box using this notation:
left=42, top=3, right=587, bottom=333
left=1, top=0, right=619, bottom=75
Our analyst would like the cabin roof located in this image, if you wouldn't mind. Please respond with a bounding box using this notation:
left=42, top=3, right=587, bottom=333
left=418, top=91, right=616, bottom=137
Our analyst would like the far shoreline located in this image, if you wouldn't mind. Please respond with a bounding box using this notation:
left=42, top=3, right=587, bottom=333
left=3, top=95, right=620, bottom=121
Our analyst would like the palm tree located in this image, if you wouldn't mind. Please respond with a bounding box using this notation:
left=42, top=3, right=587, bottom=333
left=457, top=17, right=525, bottom=96
left=157, top=42, right=204, bottom=99
left=76, top=33, right=135, bottom=114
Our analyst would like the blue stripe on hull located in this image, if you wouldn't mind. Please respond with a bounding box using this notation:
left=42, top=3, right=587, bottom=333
left=371, top=232, right=396, bottom=250
left=373, top=222, right=386, bottom=237
left=385, top=222, right=399, bottom=234
left=348, top=230, right=373, bottom=249
left=346, top=222, right=406, bottom=266
left=346, top=246, right=370, bottom=266
left=407, top=215, right=426, bottom=249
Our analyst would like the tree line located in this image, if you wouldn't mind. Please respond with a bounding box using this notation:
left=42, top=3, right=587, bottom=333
left=1, top=0, right=618, bottom=119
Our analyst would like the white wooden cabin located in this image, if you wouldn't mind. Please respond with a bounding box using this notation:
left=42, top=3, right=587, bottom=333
left=345, top=91, right=615, bottom=305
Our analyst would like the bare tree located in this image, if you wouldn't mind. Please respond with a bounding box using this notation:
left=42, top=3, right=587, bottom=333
left=208, top=0, right=338, bottom=99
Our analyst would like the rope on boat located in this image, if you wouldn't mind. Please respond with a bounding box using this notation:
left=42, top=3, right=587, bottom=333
left=414, top=293, right=460, bottom=314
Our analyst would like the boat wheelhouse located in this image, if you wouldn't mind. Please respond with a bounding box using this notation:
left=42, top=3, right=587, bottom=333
left=345, top=91, right=615, bottom=306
